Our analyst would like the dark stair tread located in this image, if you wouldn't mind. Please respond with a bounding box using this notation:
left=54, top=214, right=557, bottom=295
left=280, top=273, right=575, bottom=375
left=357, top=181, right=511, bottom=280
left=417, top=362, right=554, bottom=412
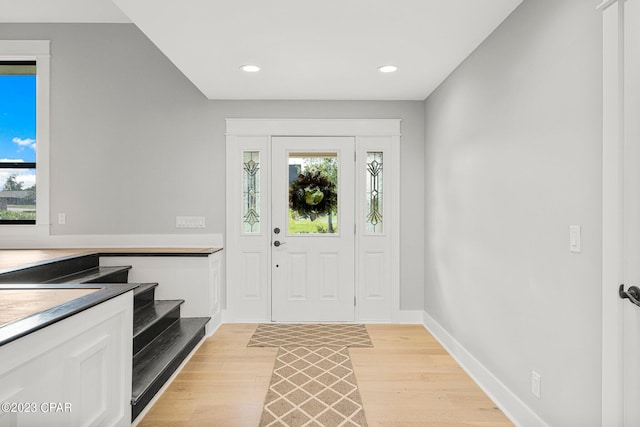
left=133, top=283, right=158, bottom=297
left=133, top=300, right=184, bottom=338
left=133, top=283, right=158, bottom=310
left=133, top=283, right=158, bottom=311
left=131, top=317, right=210, bottom=404
left=43, top=265, right=132, bottom=284
left=0, top=254, right=100, bottom=284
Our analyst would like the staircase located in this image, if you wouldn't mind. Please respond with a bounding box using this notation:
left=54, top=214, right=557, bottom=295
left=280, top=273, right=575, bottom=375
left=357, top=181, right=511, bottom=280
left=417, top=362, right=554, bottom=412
left=131, top=283, right=209, bottom=420
left=0, top=253, right=210, bottom=421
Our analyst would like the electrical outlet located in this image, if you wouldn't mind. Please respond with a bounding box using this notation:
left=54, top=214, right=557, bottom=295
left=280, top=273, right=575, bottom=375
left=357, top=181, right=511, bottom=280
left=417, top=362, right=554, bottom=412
left=58, top=213, right=66, bottom=225
left=531, top=371, right=541, bottom=399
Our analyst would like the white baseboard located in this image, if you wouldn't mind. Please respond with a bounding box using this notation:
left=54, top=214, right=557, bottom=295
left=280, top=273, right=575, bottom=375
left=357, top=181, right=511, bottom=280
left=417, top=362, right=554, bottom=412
left=220, top=309, right=424, bottom=324
left=206, top=311, right=223, bottom=337
left=392, top=309, right=423, bottom=323
left=221, top=309, right=268, bottom=323
left=421, top=311, right=549, bottom=427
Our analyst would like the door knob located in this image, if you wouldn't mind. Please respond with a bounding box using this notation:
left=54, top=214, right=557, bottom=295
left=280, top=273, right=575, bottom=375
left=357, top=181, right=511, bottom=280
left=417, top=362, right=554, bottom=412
left=274, top=240, right=287, bottom=247
left=620, top=284, right=640, bottom=308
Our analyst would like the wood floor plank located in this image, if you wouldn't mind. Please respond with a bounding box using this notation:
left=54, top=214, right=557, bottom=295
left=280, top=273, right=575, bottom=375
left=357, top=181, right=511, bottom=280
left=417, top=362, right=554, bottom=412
left=136, top=323, right=514, bottom=427
left=350, top=325, right=512, bottom=426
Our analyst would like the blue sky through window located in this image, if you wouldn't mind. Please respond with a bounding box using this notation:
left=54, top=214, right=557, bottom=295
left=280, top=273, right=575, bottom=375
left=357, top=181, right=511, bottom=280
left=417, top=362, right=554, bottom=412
left=0, top=75, right=36, bottom=191
left=0, top=75, right=36, bottom=161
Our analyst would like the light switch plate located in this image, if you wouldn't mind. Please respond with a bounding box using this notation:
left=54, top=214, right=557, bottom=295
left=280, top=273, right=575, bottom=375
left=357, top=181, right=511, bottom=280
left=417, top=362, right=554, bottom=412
left=176, top=216, right=205, bottom=228
left=531, top=371, right=541, bottom=399
left=569, top=225, right=581, bottom=253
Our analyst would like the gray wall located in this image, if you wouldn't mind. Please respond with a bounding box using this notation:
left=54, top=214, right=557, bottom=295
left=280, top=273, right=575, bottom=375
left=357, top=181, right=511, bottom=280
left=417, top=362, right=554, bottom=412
left=0, top=24, right=216, bottom=235
left=0, top=24, right=425, bottom=310
left=423, top=0, right=602, bottom=425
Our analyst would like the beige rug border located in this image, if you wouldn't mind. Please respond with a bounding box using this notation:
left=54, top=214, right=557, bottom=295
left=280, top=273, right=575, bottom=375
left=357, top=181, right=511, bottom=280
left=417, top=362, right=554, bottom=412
left=248, top=323, right=374, bottom=348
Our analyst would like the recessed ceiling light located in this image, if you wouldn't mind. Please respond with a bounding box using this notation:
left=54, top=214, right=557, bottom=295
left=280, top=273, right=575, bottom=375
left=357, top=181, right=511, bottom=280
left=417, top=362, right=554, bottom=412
left=240, top=64, right=260, bottom=73
left=377, top=65, right=398, bottom=73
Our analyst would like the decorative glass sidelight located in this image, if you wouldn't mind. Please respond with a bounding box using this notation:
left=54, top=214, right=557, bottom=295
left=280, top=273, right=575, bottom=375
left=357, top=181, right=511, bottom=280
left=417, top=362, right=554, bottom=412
left=366, top=152, right=383, bottom=233
left=288, top=152, right=339, bottom=234
left=243, top=151, right=260, bottom=233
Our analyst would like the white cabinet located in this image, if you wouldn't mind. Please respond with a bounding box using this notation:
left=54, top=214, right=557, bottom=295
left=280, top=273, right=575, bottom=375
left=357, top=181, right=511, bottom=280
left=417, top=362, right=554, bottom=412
left=0, top=292, right=133, bottom=427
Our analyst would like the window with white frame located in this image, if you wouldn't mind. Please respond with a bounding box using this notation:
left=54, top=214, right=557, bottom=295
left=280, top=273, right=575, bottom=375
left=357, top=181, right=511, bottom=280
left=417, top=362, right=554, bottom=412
left=0, top=41, right=50, bottom=230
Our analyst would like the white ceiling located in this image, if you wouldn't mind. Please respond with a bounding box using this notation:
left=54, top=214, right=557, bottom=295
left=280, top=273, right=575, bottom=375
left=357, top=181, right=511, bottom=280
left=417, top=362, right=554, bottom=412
left=0, top=0, right=130, bottom=23
left=1, top=0, right=523, bottom=100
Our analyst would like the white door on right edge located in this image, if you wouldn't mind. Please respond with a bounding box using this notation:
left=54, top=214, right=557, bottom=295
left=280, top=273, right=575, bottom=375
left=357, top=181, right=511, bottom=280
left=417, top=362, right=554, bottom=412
left=623, top=0, right=640, bottom=424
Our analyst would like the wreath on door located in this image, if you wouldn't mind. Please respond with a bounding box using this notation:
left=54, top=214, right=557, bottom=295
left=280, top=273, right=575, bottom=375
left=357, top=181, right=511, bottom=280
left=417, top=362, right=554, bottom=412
left=289, top=167, right=337, bottom=221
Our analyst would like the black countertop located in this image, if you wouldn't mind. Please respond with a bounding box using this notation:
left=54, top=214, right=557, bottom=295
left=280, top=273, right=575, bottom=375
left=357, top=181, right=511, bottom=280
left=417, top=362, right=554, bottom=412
left=0, top=283, right=138, bottom=347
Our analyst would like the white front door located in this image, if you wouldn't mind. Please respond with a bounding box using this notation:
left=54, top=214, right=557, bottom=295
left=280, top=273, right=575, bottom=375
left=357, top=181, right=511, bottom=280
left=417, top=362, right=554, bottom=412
left=271, top=137, right=355, bottom=322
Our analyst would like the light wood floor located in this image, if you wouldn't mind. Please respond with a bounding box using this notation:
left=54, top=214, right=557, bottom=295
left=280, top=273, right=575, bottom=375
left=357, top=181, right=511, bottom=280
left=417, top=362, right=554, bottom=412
left=137, top=324, right=513, bottom=427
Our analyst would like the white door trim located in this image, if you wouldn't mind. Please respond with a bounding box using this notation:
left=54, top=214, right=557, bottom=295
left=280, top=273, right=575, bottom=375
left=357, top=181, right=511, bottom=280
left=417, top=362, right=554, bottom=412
left=600, top=0, right=625, bottom=425
left=225, top=118, right=401, bottom=322
left=225, top=118, right=401, bottom=137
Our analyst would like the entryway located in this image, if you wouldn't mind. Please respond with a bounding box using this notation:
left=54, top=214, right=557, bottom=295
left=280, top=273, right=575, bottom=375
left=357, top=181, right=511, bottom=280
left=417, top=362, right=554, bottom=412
left=225, top=118, right=400, bottom=323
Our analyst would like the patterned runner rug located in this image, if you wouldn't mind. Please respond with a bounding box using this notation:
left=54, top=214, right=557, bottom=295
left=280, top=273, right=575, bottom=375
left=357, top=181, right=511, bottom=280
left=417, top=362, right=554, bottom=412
left=259, top=346, right=368, bottom=427
left=248, top=324, right=373, bottom=348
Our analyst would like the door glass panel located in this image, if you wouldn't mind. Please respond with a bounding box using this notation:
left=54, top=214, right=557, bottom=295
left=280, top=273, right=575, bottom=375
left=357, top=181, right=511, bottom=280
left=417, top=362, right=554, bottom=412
left=243, top=151, right=260, bottom=233
left=288, top=152, right=338, bottom=235
left=366, top=152, right=383, bottom=233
